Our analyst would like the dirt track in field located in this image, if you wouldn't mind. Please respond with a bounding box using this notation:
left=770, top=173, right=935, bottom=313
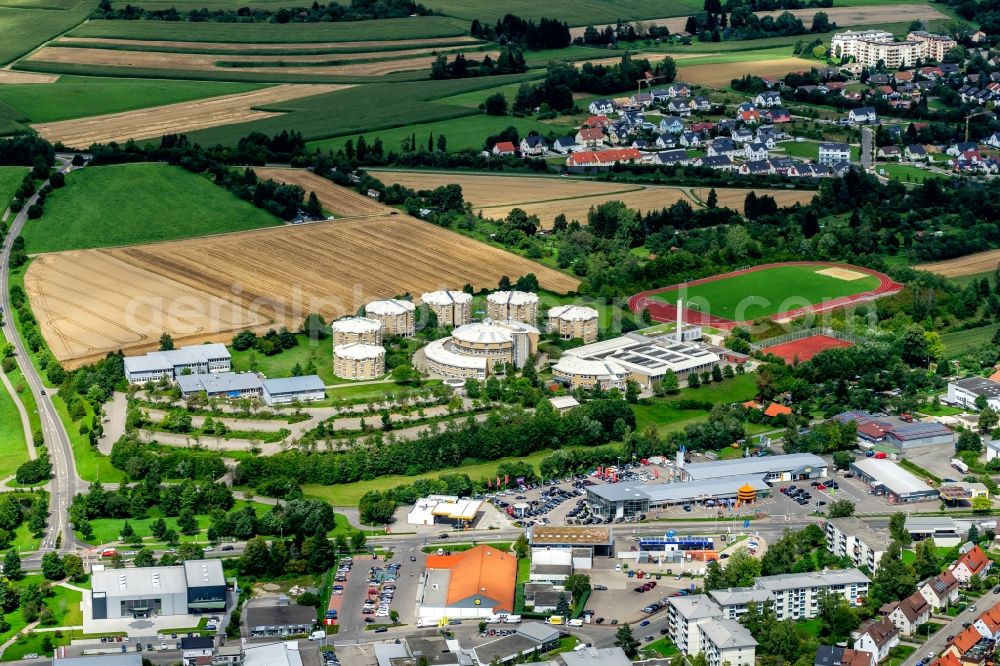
left=30, top=84, right=345, bottom=148
left=920, top=250, right=1000, bottom=276
left=55, top=35, right=482, bottom=51
left=256, top=167, right=394, bottom=217
left=27, top=45, right=495, bottom=77
left=568, top=4, right=945, bottom=37
left=690, top=187, right=817, bottom=211
left=26, top=217, right=579, bottom=367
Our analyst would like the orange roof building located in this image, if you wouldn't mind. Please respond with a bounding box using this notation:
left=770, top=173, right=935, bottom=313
left=944, top=625, right=983, bottom=658
left=419, top=545, right=517, bottom=619
left=764, top=403, right=792, bottom=417
left=951, top=545, right=992, bottom=583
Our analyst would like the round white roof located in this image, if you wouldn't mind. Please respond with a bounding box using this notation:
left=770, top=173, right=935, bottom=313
left=549, top=304, right=600, bottom=322
left=366, top=299, right=416, bottom=316
left=451, top=320, right=539, bottom=346
left=424, top=338, right=487, bottom=371
left=421, top=290, right=473, bottom=306
left=334, top=342, right=385, bottom=360
left=331, top=316, right=383, bottom=333
left=553, top=355, right=627, bottom=378
left=487, top=290, right=538, bottom=306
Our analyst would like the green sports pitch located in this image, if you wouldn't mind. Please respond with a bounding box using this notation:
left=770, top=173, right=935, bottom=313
left=650, top=264, right=880, bottom=321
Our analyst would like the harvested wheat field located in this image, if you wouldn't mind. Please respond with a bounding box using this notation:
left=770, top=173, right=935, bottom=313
left=690, top=187, right=817, bottom=211
left=920, top=249, right=1000, bottom=277
left=480, top=186, right=696, bottom=227
left=678, top=57, right=818, bottom=88
left=26, top=217, right=578, bottom=367
left=0, top=69, right=58, bottom=84
left=55, top=35, right=482, bottom=51
left=257, top=167, right=393, bottom=217
left=26, top=46, right=494, bottom=78
left=368, top=171, right=642, bottom=209
left=31, top=84, right=344, bottom=147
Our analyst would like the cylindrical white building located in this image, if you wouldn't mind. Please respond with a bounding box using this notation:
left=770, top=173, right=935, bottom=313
left=547, top=305, right=600, bottom=343
left=486, top=291, right=538, bottom=325
left=365, top=299, right=416, bottom=337
left=330, top=316, right=383, bottom=347
left=420, top=290, right=473, bottom=327
left=333, top=342, right=386, bottom=380
left=552, top=356, right=628, bottom=391
left=421, top=320, right=539, bottom=379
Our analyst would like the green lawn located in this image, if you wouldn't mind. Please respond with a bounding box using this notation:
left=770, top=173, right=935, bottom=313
left=917, top=402, right=966, bottom=417
left=941, top=324, right=999, bottom=355
left=53, top=395, right=123, bottom=484
left=633, top=374, right=758, bottom=435
left=68, top=15, right=468, bottom=42
left=780, top=141, right=860, bottom=161
left=633, top=402, right=711, bottom=435
left=0, top=167, right=26, bottom=209
left=0, top=77, right=264, bottom=124
left=231, top=334, right=339, bottom=386
left=645, top=638, right=681, bottom=657
left=678, top=372, right=757, bottom=403
left=21, top=163, right=282, bottom=253
left=876, top=163, right=936, bottom=183
left=0, top=369, right=28, bottom=479
left=303, top=448, right=571, bottom=506
left=0, top=585, right=84, bottom=660
left=796, top=618, right=822, bottom=637
left=0, top=0, right=95, bottom=66
left=887, top=644, right=917, bottom=666
left=652, top=265, right=880, bottom=321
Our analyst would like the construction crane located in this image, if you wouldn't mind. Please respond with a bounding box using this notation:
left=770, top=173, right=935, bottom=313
left=636, top=74, right=672, bottom=100
left=965, top=110, right=991, bottom=142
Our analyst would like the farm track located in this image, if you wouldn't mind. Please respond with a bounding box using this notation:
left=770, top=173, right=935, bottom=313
left=26, top=213, right=578, bottom=367
left=30, top=83, right=347, bottom=147
left=255, top=167, right=394, bottom=217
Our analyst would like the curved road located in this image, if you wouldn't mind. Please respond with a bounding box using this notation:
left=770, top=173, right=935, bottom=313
left=0, top=156, right=87, bottom=564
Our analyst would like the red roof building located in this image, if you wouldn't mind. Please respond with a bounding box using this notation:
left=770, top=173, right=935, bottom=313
left=567, top=148, right=642, bottom=167
left=492, top=141, right=516, bottom=155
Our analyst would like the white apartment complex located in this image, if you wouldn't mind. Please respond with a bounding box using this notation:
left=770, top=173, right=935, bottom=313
left=666, top=595, right=724, bottom=656
left=832, top=29, right=957, bottom=67
left=756, top=570, right=870, bottom=620
left=699, top=619, right=757, bottom=666
left=124, top=343, right=231, bottom=384
left=826, top=517, right=892, bottom=573
left=831, top=30, right=894, bottom=60
left=907, top=31, right=958, bottom=61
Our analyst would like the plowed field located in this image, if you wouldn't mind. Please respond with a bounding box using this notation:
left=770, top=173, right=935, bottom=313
left=690, top=187, right=816, bottom=211
left=921, top=249, right=1000, bottom=276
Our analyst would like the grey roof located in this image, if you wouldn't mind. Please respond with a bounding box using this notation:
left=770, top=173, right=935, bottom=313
left=701, top=618, right=758, bottom=649
left=472, top=635, right=542, bottom=664
left=375, top=643, right=412, bottom=666
left=820, top=142, right=850, bottom=151
left=92, top=563, right=190, bottom=597
left=561, top=647, right=631, bottom=666
left=421, top=569, right=451, bottom=607
left=851, top=459, right=936, bottom=496
left=263, top=375, right=325, bottom=395
left=905, top=516, right=957, bottom=532
left=709, top=587, right=772, bottom=606
left=245, top=601, right=317, bottom=629
left=517, top=621, right=559, bottom=644
left=952, top=376, right=1000, bottom=397
left=554, top=137, right=576, bottom=147
left=177, top=371, right=262, bottom=395
left=244, top=642, right=304, bottom=666
left=682, top=453, right=826, bottom=481
left=827, top=516, right=892, bottom=550
left=181, top=636, right=215, bottom=650
left=588, top=475, right=770, bottom=504
left=667, top=594, right=724, bottom=620
left=124, top=343, right=230, bottom=374
left=755, top=568, right=870, bottom=592
left=184, top=559, right=227, bottom=587
left=53, top=656, right=143, bottom=666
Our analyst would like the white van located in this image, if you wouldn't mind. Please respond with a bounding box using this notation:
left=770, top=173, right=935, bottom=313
left=309, top=630, right=327, bottom=641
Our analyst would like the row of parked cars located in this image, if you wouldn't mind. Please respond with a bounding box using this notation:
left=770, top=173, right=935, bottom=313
left=362, top=562, right=401, bottom=624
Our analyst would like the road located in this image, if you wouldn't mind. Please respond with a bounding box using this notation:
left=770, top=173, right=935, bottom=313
left=900, top=588, right=1000, bottom=666
left=0, top=155, right=87, bottom=564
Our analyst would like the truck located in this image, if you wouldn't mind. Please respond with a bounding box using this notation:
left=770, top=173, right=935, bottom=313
left=416, top=618, right=437, bottom=628
left=951, top=458, right=969, bottom=474
left=567, top=619, right=584, bottom=627
left=545, top=616, right=564, bottom=625
left=487, top=614, right=521, bottom=624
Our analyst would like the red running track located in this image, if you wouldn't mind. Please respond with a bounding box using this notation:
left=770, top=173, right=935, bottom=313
left=762, top=335, right=854, bottom=363
left=627, top=261, right=903, bottom=331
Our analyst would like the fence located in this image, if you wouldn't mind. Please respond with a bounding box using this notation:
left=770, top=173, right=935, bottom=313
left=751, top=327, right=865, bottom=351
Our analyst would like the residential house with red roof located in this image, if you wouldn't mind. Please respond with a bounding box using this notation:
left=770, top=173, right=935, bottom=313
left=566, top=149, right=642, bottom=168
left=950, top=545, right=992, bottom=583
left=492, top=141, right=517, bottom=157
left=881, top=592, right=930, bottom=636
left=854, top=618, right=899, bottom=666
left=575, top=127, right=605, bottom=149
left=920, top=571, right=960, bottom=610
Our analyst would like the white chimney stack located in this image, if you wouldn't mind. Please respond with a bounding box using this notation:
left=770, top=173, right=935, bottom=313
left=676, top=299, right=683, bottom=342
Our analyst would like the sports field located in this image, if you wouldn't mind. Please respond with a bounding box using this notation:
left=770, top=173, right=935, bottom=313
left=762, top=334, right=854, bottom=363
left=633, top=263, right=898, bottom=326
left=21, top=163, right=282, bottom=253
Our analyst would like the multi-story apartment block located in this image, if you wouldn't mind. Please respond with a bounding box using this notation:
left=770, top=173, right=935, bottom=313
left=699, top=619, right=757, bottom=666
left=907, top=31, right=958, bottom=61
left=826, top=517, right=893, bottom=573
left=665, top=595, right=723, bottom=656
left=754, top=570, right=871, bottom=620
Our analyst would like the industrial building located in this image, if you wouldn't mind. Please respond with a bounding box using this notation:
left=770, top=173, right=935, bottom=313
left=527, top=526, right=614, bottom=558
left=407, top=496, right=483, bottom=527
left=331, top=317, right=383, bottom=346
left=833, top=411, right=955, bottom=449
left=366, top=299, right=416, bottom=337
left=175, top=372, right=325, bottom=405
left=553, top=333, right=721, bottom=390
left=421, top=290, right=473, bottom=327
left=422, top=320, right=538, bottom=379
left=486, top=291, right=538, bottom=324
left=418, top=545, right=516, bottom=621
left=243, top=642, right=304, bottom=666
left=906, top=516, right=963, bottom=547
left=470, top=622, right=559, bottom=665
left=90, top=559, right=226, bottom=620
left=123, top=343, right=231, bottom=384
left=244, top=597, right=317, bottom=637
left=260, top=376, right=326, bottom=405
left=677, top=453, right=828, bottom=483
left=826, top=516, right=892, bottom=572
left=333, top=342, right=386, bottom=380
left=546, top=305, right=600, bottom=343
left=850, top=459, right=939, bottom=503
left=587, top=476, right=770, bottom=518
left=947, top=377, right=1000, bottom=410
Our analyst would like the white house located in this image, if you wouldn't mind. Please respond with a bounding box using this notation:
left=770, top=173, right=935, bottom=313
left=519, top=136, right=548, bottom=155
left=950, top=544, right=992, bottom=583
left=744, top=142, right=768, bottom=162
left=699, top=619, right=756, bottom=666
left=948, top=377, right=1000, bottom=410
left=754, top=91, right=783, bottom=108
left=848, top=107, right=878, bottom=124
left=679, top=131, right=701, bottom=148
left=588, top=99, right=615, bottom=115
left=919, top=571, right=960, bottom=610
left=854, top=618, right=899, bottom=666
left=882, top=592, right=930, bottom=636
left=819, top=142, right=851, bottom=166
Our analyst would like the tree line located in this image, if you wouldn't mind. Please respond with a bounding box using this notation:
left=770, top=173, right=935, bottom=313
left=91, top=0, right=431, bottom=23
left=429, top=48, right=527, bottom=79
left=470, top=15, right=571, bottom=50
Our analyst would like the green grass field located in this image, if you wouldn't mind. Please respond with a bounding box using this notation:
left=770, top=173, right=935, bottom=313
left=21, top=163, right=282, bottom=253
left=0, top=167, right=26, bottom=209
left=876, top=163, right=937, bottom=183
left=231, top=334, right=339, bottom=385
left=0, top=366, right=29, bottom=479
left=941, top=324, right=999, bottom=356
left=0, top=77, right=264, bottom=124
left=652, top=265, right=880, bottom=321
left=0, top=0, right=96, bottom=66
left=68, top=15, right=468, bottom=43
left=409, top=0, right=700, bottom=23
left=780, top=141, right=860, bottom=161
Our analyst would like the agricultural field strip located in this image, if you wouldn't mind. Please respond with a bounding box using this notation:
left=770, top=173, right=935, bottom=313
left=0, top=70, right=57, bottom=84
left=566, top=4, right=944, bottom=37
left=54, top=35, right=483, bottom=51
left=479, top=187, right=694, bottom=227
left=255, top=167, right=395, bottom=217
left=25, top=46, right=501, bottom=77
left=30, top=84, right=347, bottom=147
left=688, top=187, right=817, bottom=211
left=25, top=212, right=578, bottom=367
left=920, top=249, right=1000, bottom=276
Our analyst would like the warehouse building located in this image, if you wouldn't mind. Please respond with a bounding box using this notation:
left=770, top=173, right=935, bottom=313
left=90, top=559, right=226, bottom=620
left=826, top=516, right=893, bottom=572
left=833, top=410, right=955, bottom=449
left=554, top=333, right=721, bottom=389
left=527, top=526, right=614, bottom=558
left=486, top=291, right=538, bottom=324
left=418, top=545, right=516, bottom=621
left=677, top=453, right=828, bottom=483
left=124, top=343, right=231, bottom=384
left=422, top=320, right=538, bottom=379
left=850, top=458, right=939, bottom=503
left=421, top=290, right=473, bottom=327
left=333, top=342, right=386, bottom=380
left=176, top=371, right=264, bottom=400
left=586, top=476, right=771, bottom=518
left=947, top=377, right=1000, bottom=411
left=905, top=516, right=962, bottom=547
left=331, top=317, right=383, bottom=346
left=547, top=305, right=600, bottom=343
left=366, top=299, right=416, bottom=337
left=244, top=597, right=317, bottom=637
